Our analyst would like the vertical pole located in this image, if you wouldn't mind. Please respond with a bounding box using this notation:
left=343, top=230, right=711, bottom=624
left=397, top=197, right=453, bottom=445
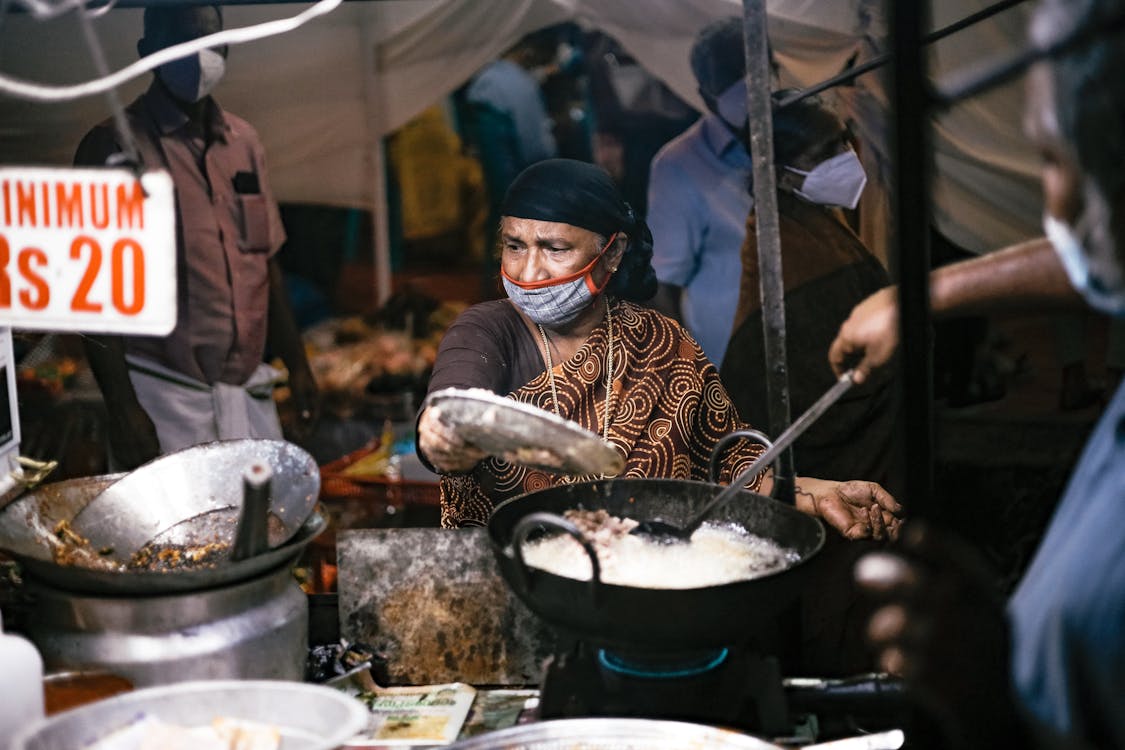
left=742, top=0, right=794, bottom=501
left=363, top=20, right=393, bottom=308
left=888, top=1, right=934, bottom=517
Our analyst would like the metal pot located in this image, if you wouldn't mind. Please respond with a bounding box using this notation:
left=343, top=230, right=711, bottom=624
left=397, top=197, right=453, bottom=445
left=26, top=562, right=308, bottom=687
left=488, top=432, right=826, bottom=652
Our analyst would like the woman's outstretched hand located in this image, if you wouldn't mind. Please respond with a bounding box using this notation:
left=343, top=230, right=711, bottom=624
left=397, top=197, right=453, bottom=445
left=794, top=476, right=904, bottom=541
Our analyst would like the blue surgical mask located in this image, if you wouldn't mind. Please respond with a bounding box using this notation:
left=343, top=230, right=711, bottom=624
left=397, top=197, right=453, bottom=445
left=786, top=149, right=868, bottom=209
left=1043, top=213, right=1125, bottom=317
left=158, top=49, right=226, bottom=103
left=502, top=233, right=617, bottom=329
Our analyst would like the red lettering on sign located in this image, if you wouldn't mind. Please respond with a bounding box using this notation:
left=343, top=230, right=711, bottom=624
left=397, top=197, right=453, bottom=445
left=0, top=235, right=10, bottom=308
left=88, top=184, right=109, bottom=230
left=1, top=181, right=10, bottom=227
left=116, top=182, right=145, bottom=230
left=18, top=247, right=49, bottom=310
left=55, top=183, right=83, bottom=228
left=17, top=182, right=36, bottom=227
left=69, top=235, right=103, bottom=313
left=111, top=238, right=145, bottom=315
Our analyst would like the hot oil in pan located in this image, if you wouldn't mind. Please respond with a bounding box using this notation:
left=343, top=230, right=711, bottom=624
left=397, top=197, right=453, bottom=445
left=522, top=509, right=799, bottom=589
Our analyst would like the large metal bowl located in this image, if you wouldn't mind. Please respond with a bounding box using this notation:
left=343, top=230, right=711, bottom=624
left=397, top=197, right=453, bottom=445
left=0, top=472, right=326, bottom=595
left=11, top=680, right=369, bottom=750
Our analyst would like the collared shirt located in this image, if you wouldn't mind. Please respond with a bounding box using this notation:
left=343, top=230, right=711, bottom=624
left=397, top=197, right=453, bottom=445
left=647, top=113, right=753, bottom=367
left=75, top=83, right=286, bottom=385
left=1008, top=378, right=1125, bottom=747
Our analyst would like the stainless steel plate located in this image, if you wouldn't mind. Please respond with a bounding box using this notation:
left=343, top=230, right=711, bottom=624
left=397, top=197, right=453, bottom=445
left=424, top=388, right=625, bottom=477
left=12, top=679, right=369, bottom=750
left=447, top=717, right=782, bottom=749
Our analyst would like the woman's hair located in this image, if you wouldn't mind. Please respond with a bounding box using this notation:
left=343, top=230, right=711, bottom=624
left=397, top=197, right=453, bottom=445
left=501, top=158, right=657, bottom=302
left=605, top=213, right=657, bottom=303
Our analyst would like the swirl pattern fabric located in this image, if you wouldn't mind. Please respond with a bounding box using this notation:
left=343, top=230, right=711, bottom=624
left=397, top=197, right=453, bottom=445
left=440, top=300, right=766, bottom=528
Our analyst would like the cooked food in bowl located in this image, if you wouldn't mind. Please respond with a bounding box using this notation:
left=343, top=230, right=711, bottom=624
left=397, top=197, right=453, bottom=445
left=521, top=509, right=799, bottom=589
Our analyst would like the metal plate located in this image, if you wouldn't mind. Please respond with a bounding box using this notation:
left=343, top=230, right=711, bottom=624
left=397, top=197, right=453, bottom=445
left=448, top=718, right=781, bottom=749
left=423, top=387, right=624, bottom=477
left=12, top=679, right=369, bottom=750
left=70, top=439, right=319, bottom=565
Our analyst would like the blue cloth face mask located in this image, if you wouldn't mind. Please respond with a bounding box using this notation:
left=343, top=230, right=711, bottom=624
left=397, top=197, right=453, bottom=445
left=158, top=49, right=226, bottom=103
left=785, top=149, right=868, bottom=209
left=1043, top=213, right=1125, bottom=317
left=502, top=233, right=617, bottom=329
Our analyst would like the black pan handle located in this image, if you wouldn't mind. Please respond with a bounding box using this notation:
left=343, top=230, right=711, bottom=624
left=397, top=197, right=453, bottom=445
left=708, top=429, right=782, bottom=498
left=511, top=511, right=602, bottom=604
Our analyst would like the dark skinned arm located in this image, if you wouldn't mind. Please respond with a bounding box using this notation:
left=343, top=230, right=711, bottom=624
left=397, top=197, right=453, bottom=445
left=82, top=335, right=161, bottom=470
left=829, top=237, right=1084, bottom=383
left=267, top=259, right=319, bottom=442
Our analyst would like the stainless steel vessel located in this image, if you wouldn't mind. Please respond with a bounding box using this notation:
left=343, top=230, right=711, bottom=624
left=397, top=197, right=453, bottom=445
left=25, top=562, right=308, bottom=687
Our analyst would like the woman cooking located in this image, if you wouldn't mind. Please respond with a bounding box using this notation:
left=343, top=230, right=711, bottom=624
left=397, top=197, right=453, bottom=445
left=418, top=159, right=901, bottom=539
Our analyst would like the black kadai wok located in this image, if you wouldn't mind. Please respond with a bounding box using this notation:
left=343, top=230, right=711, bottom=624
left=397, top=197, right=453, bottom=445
left=488, top=475, right=826, bottom=652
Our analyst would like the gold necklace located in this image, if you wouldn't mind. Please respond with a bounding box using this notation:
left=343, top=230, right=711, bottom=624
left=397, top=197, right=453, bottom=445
left=537, top=298, right=614, bottom=442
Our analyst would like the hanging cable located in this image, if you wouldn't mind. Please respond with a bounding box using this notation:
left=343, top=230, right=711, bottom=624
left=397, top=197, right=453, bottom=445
left=83, top=0, right=119, bottom=21
left=0, top=0, right=342, bottom=102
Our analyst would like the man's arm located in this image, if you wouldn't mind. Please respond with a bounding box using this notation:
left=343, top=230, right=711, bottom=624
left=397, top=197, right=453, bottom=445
left=829, top=237, right=1084, bottom=383
left=267, top=259, right=319, bottom=441
left=74, top=124, right=162, bottom=469
left=82, top=335, right=161, bottom=469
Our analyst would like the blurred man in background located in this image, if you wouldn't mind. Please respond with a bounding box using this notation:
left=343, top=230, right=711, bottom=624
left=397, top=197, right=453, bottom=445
left=75, top=5, right=317, bottom=468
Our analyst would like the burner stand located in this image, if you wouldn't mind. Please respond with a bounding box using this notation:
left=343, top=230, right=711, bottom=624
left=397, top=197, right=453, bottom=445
left=538, top=643, right=788, bottom=735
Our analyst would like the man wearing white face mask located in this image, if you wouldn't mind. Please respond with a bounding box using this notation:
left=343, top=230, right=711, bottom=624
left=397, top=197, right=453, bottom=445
left=724, top=92, right=898, bottom=496
left=74, top=5, right=318, bottom=469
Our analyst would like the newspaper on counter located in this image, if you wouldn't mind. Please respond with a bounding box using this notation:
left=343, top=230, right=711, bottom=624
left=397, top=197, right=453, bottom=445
left=330, top=668, right=476, bottom=747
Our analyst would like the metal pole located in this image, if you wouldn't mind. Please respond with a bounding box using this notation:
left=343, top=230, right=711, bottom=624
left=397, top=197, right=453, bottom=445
left=888, top=1, right=934, bottom=519
left=742, top=0, right=794, bottom=503
left=362, top=20, right=393, bottom=309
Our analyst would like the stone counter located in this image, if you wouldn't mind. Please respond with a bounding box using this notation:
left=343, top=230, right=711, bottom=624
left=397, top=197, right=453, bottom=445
left=337, top=528, right=556, bottom=686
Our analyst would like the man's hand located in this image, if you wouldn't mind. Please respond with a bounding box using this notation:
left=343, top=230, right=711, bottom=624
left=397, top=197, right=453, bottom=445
left=795, top=476, right=903, bottom=541
left=417, top=406, right=488, bottom=473
left=855, top=524, right=1026, bottom=749
left=828, top=286, right=899, bottom=385
left=108, top=404, right=161, bottom=470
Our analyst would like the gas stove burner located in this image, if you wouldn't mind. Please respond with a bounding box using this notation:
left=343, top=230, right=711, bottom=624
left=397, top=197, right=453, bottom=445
left=597, top=647, right=729, bottom=678
left=538, top=643, right=790, bottom=735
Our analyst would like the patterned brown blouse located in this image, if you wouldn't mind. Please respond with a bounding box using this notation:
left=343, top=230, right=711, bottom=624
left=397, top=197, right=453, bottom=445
left=430, top=299, right=766, bottom=527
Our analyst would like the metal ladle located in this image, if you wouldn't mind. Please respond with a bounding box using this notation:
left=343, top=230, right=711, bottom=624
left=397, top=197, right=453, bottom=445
left=631, top=370, right=856, bottom=542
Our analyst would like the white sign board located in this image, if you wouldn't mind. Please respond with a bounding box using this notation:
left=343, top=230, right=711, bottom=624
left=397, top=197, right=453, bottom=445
left=0, top=167, right=176, bottom=334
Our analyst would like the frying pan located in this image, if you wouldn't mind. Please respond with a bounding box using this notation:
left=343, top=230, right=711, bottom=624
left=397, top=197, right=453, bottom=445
left=68, top=439, right=319, bottom=566
left=0, top=473, right=325, bottom=596
left=488, top=433, right=825, bottom=651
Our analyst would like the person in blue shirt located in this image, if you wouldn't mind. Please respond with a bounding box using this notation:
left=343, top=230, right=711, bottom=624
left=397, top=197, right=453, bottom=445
left=647, top=17, right=769, bottom=367
left=834, top=0, right=1125, bottom=746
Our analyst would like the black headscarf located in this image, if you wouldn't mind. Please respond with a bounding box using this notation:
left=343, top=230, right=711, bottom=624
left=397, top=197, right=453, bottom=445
left=501, top=158, right=635, bottom=237
left=499, top=159, right=657, bottom=302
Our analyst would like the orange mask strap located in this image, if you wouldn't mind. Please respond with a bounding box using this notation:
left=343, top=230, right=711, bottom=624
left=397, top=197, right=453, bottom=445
left=502, top=232, right=619, bottom=291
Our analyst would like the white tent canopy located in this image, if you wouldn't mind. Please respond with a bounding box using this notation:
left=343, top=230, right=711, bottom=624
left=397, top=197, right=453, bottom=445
left=0, top=0, right=1043, bottom=273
